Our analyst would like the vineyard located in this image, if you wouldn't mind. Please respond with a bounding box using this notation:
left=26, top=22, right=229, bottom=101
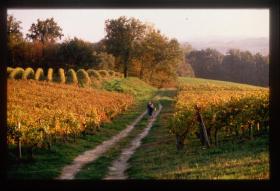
left=169, top=77, right=269, bottom=150
left=6, top=70, right=269, bottom=179
left=7, top=78, right=133, bottom=159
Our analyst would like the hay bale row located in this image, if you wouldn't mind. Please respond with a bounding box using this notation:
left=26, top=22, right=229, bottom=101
left=8, top=66, right=121, bottom=85
left=9, top=67, right=24, bottom=79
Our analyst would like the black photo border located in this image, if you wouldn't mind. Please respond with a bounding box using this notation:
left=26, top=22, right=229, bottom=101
left=0, top=0, right=279, bottom=191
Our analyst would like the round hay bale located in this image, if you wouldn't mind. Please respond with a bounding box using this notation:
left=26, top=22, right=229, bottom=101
left=58, top=68, right=66, bottom=84
left=34, top=68, right=45, bottom=81
left=22, top=67, right=35, bottom=80
left=98, top=70, right=109, bottom=78
left=66, top=69, right=78, bottom=84
left=7, top=67, right=14, bottom=76
left=47, top=68, right=53, bottom=82
left=77, top=69, right=91, bottom=87
left=87, top=69, right=101, bottom=80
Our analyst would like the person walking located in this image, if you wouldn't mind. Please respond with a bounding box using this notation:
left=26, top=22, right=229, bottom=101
left=147, top=101, right=155, bottom=118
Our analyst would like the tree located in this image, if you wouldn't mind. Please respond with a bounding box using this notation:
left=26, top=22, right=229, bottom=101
left=139, top=29, right=169, bottom=81
left=254, top=53, right=269, bottom=86
left=187, top=47, right=268, bottom=87
left=188, top=48, right=223, bottom=79
left=104, top=16, right=146, bottom=77
left=7, top=15, right=23, bottom=43
left=26, top=18, right=63, bottom=44
left=177, top=43, right=195, bottom=77
left=59, top=37, right=95, bottom=69
left=133, top=29, right=183, bottom=87
left=93, top=52, right=115, bottom=70
left=7, top=15, right=24, bottom=67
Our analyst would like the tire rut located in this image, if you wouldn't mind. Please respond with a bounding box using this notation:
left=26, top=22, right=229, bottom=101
left=57, top=110, right=147, bottom=179
left=104, top=104, right=163, bottom=180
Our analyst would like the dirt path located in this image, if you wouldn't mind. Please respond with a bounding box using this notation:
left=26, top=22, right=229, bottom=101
left=57, top=110, right=147, bottom=179
left=104, top=104, right=163, bottom=180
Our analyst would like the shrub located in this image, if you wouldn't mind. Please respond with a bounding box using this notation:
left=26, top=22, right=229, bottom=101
left=9, top=67, right=24, bottom=80
left=47, top=68, right=53, bottom=82
left=34, top=68, right=45, bottom=81
left=98, top=70, right=109, bottom=78
left=58, top=68, right=66, bottom=84
left=22, top=67, right=35, bottom=80
left=87, top=69, right=101, bottom=80
left=66, top=69, right=78, bottom=84
left=77, top=69, right=91, bottom=87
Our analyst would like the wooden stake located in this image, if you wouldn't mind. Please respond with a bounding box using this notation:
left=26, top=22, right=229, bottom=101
left=18, top=122, right=22, bottom=159
left=195, top=105, right=210, bottom=148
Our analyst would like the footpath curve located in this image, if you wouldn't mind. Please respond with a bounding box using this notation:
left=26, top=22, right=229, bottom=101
left=57, top=110, right=147, bottom=179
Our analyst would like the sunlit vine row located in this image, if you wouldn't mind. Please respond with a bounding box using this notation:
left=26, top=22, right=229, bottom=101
left=7, top=80, right=133, bottom=154
left=170, top=81, right=269, bottom=149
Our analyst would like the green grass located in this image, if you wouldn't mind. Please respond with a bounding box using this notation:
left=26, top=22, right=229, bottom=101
left=127, top=88, right=269, bottom=179
left=75, top=91, right=163, bottom=179
left=102, top=77, right=157, bottom=101
left=178, top=77, right=267, bottom=90
left=7, top=82, right=157, bottom=179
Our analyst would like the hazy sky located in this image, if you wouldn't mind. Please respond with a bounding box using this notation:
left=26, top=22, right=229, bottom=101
left=8, top=9, right=269, bottom=43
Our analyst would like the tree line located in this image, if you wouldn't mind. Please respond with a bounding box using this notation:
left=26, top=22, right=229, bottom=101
left=7, top=15, right=185, bottom=87
left=7, top=15, right=268, bottom=87
left=187, top=48, right=269, bottom=87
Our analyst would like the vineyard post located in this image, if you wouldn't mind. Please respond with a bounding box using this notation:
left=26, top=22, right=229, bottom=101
left=195, top=105, right=211, bottom=148
left=17, top=122, right=22, bottom=159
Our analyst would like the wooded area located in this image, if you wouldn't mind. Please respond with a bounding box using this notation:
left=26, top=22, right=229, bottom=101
left=187, top=48, right=269, bottom=87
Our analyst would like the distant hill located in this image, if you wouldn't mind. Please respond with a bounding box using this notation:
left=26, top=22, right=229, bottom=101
left=185, top=37, right=269, bottom=56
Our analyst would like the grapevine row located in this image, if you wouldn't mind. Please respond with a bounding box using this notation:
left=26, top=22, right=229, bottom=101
left=169, top=82, right=269, bottom=150
left=7, top=79, right=133, bottom=159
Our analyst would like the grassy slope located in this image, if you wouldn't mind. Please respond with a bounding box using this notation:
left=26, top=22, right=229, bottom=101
left=127, top=78, right=269, bottom=179
left=7, top=78, right=157, bottom=179
left=178, top=77, right=268, bottom=90
left=102, top=77, right=157, bottom=101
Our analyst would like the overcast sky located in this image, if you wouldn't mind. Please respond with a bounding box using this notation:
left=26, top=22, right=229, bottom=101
left=7, top=9, right=269, bottom=43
